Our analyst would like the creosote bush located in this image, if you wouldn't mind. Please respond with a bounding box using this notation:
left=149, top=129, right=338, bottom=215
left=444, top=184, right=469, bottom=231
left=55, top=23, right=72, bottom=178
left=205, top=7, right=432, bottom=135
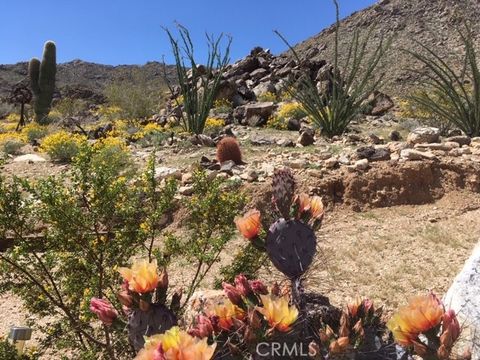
left=0, top=149, right=177, bottom=359
left=164, top=170, right=246, bottom=308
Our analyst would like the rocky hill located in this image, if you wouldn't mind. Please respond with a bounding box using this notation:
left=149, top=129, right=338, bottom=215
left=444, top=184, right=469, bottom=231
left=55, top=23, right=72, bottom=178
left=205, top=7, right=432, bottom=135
left=290, top=0, right=480, bottom=98
left=0, top=60, right=177, bottom=102
left=2, top=0, right=479, bottom=103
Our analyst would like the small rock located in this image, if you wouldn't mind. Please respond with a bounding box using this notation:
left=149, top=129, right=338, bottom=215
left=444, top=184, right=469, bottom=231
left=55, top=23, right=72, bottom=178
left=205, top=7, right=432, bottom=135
left=220, top=160, right=237, bottom=174
left=400, top=149, right=437, bottom=161
left=287, top=118, right=301, bottom=131
left=324, top=157, right=338, bottom=169
left=297, top=129, right=315, bottom=146
left=414, top=142, right=457, bottom=151
left=284, top=159, right=308, bottom=169
left=354, top=158, right=369, bottom=171
left=155, top=166, right=181, bottom=180
left=369, top=133, right=383, bottom=145
left=190, top=134, right=215, bottom=147
left=389, top=130, right=402, bottom=141
left=181, top=173, right=193, bottom=184
left=407, top=127, right=440, bottom=145
left=446, top=135, right=471, bottom=146
left=276, top=139, right=295, bottom=147
left=179, top=185, right=194, bottom=196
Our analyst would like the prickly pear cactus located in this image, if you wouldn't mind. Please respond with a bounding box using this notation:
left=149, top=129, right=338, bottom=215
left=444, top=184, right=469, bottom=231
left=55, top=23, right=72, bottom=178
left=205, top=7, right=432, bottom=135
left=265, top=219, right=317, bottom=278
left=272, top=168, right=296, bottom=218
left=128, top=304, right=177, bottom=352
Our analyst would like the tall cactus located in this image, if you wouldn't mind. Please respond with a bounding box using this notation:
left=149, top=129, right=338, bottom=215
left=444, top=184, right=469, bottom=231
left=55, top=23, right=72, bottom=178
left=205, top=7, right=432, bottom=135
left=29, top=41, right=56, bottom=123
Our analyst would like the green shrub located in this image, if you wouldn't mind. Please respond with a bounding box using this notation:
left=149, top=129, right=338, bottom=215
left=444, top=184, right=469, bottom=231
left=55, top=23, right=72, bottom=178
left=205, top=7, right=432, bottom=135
left=407, top=25, right=480, bottom=136
left=2, top=139, right=24, bottom=155
left=0, top=149, right=177, bottom=359
left=164, top=170, right=246, bottom=308
left=53, top=98, right=88, bottom=119
left=21, top=123, right=49, bottom=143
left=164, top=24, right=231, bottom=134
left=276, top=0, right=391, bottom=137
left=105, top=70, right=164, bottom=120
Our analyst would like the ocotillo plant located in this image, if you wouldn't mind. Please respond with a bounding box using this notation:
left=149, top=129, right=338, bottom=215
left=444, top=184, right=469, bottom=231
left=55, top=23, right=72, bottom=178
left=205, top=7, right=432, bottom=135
left=235, top=167, right=324, bottom=336
left=29, top=41, right=56, bottom=124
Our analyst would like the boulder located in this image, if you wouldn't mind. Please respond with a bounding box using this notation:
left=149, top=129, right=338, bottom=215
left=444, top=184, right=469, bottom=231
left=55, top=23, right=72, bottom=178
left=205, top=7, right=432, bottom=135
left=366, top=91, right=395, bottom=116
left=443, top=243, right=480, bottom=360
left=244, top=102, right=275, bottom=124
left=407, top=127, right=441, bottom=145
left=13, top=154, right=47, bottom=163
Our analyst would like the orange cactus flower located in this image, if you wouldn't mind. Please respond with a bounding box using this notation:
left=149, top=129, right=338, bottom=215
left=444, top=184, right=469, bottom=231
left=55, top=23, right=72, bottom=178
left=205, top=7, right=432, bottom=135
left=309, top=196, right=324, bottom=220
left=235, top=209, right=261, bottom=240
left=257, top=294, right=299, bottom=332
left=210, top=301, right=245, bottom=331
left=135, top=326, right=216, bottom=360
left=387, top=293, right=444, bottom=347
left=118, top=258, right=160, bottom=294
left=295, top=193, right=311, bottom=217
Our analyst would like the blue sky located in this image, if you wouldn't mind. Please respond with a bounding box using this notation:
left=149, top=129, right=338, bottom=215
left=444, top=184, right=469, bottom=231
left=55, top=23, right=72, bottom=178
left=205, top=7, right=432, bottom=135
left=0, top=0, right=376, bottom=65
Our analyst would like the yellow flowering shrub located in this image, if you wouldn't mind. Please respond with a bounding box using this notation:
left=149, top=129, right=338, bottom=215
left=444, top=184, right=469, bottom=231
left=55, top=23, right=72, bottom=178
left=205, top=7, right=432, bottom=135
left=204, top=117, right=225, bottom=134
left=278, top=102, right=307, bottom=120
left=266, top=115, right=288, bottom=130
left=213, top=98, right=232, bottom=113
left=257, top=91, right=278, bottom=102
left=41, top=130, right=87, bottom=162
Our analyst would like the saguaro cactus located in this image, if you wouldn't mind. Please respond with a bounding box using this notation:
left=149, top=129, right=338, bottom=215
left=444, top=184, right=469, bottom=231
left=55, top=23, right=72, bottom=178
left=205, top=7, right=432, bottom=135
left=29, top=41, right=56, bottom=123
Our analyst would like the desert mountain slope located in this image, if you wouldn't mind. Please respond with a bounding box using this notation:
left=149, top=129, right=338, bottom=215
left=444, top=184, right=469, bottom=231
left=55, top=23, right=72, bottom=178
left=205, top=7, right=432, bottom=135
left=0, top=60, right=177, bottom=100
left=290, top=0, right=480, bottom=98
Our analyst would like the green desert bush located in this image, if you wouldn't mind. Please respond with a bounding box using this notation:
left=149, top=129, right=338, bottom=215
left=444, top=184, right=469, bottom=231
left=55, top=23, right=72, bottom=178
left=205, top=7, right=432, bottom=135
left=0, top=149, right=177, bottom=359
left=276, top=0, right=391, bottom=137
left=164, top=170, right=246, bottom=308
left=407, top=25, right=480, bottom=136
left=105, top=69, right=164, bottom=120
left=164, top=24, right=231, bottom=134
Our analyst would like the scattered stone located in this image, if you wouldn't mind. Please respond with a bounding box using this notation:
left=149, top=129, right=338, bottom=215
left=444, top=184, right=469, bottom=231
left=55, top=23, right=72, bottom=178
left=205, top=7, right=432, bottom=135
left=446, top=135, right=471, bottom=146
left=370, top=148, right=391, bottom=162
left=297, top=128, right=315, bottom=146
left=154, top=166, right=181, bottom=180
left=354, top=158, right=369, bottom=171
left=181, top=173, right=193, bottom=184
left=368, top=133, right=383, bottom=145
left=276, top=139, right=295, bottom=147
left=190, top=134, right=215, bottom=147
left=325, top=157, right=338, bottom=169
left=287, top=118, right=301, bottom=131
left=414, top=142, right=458, bottom=151
left=13, top=154, right=47, bottom=163
left=338, top=156, right=350, bottom=165
left=407, top=127, right=440, bottom=145
left=179, top=185, right=194, bottom=196
left=389, top=130, right=402, bottom=141
left=449, top=147, right=472, bottom=157
left=400, top=149, right=437, bottom=161
left=366, top=91, right=395, bottom=116
left=220, top=160, right=237, bottom=174
left=240, top=170, right=258, bottom=182
left=284, top=159, right=308, bottom=169
left=250, top=137, right=275, bottom=146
